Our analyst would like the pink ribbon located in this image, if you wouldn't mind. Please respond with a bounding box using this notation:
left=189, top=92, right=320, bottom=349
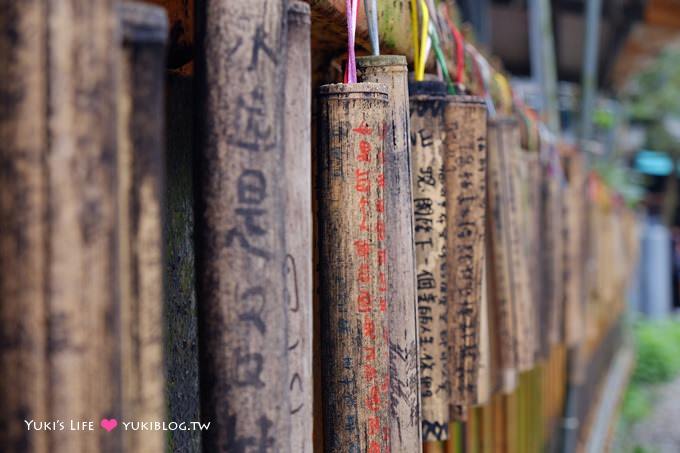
left=344, top=0, right=360, bottom=83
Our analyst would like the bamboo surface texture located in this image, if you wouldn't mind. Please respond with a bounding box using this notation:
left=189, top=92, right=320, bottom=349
left=284, top=3, right=314, bottom=453
left=46, top=1, right=121, bottom=450
left=196, top=0, right=291, bottom=450
left=317, top=82, right=391, bottom=453
left=486, top=118, right=519, bottom=394
left=410, top=81, right=450, bottom=442
left=116, top=2, right=168, bottom=451
left=0, top=1, right=48, bottom=451
left=357, top=55, right=422, bottom=453
left=443, top=96, right=488, bottom=408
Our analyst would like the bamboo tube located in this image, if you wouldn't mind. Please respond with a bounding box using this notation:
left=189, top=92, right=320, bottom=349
left=443, top=96, right=488, bottom=407
left=317, top=82, right=391, bottom=453
left=410, top=81, right=451, bottom=442
left=503, top=124, right=534, bottom=372
left=486, top=118, right=519, bottom=394
left=46, top=1, right=121, bottom=450
left=357, top=55, right=422, bottom=453
left=0, top=2, right=48, bottom=451
left=116, top=3, right=167, bottom=451
left=545, top=153, right=565, bottom=349
left=195, top=0, right=291, bottom=449
left=284, top=3, right=313, bottom=453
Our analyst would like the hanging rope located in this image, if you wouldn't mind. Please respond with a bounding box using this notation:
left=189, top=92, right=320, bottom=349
left=442, top=3, right=465, bottom=87
left=365, top=0, right=380, bottom=55
left=410, top=0, right=430, bottom=81
left=344, top=0, right=361, bottom=83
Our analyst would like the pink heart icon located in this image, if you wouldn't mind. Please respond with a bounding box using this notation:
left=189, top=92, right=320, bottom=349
left=100, top=418, right=118, bottom=432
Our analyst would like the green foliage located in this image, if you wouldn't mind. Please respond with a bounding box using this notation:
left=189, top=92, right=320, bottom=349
left=622, top=386, right=652, bottom=423
left=632, top=319, right=680, bottom=384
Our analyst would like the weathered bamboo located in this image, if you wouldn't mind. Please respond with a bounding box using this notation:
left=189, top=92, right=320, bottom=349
left=486, top=118, right=519, bottom=394
left=0, top=2, right=48, bottom=451
left=443, top=96, right=487, bottom=407
left=544, top=149, right=565, bottom=349
left=195, top=0, right=291, bottom=450
left=46, top=1, right=121, bottom=450
left=317, top=82, right=391, bottom=453
left=116, top=3, right=167, bottom=452
left=503, top=123, right=535, bottom=372
left=357, top=55, right=422, bottom=453
left=284, top=3, right=313, bottom=453
left=409, top=81, right=450, bottom=442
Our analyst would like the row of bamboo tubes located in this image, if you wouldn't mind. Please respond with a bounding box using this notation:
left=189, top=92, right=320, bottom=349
left=0, top=1, right=640, bottom=452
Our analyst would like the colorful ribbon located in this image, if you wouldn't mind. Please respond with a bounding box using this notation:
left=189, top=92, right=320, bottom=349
left=344, top=0, right=361, bottom=83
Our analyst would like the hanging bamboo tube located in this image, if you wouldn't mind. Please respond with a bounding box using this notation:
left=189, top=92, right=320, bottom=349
left=542, top=148, right=565, bottom=351
left=409, top=81, right=450, bottom=442
left=443, top=96, right=488, bottom=407
left=317, top=82, right=391, bottom=453
left=284, top=2, right=313, bottom=452
left=116, top=2, right=167, bottom=452
left=46, top=1, right=121, bottom=450
left=357, top=55, right=422, bottom=453
left=486, top=118, right=519, bottom=394
left=195, top=0, right=291, bottom=450
left=503, top=123, right=535, bottom=372
left=0, top=2, right=48, bottom=451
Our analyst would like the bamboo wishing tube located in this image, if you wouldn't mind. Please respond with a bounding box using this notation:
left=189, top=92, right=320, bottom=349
left=116, top=3, right=167, bottom=452
left=504, top=123, right=535, bottom=372
left=409, top=81, right=450, bottom=442
left=0, top=2, right=48, bottom=451
left=357, top=55, right=422, bottom=453
left=284, top=2, right=313, bottom=453
left=318, top=83, right=391, bottom=452
left=443, top=96, right=488, bottom=407
left=486, top=119, right=519, bottom=394
left=196, top=0, right=291, bottom=450
left=318, top=83, right=391, bottom=453
left=46, top=1, right=121, bottom=451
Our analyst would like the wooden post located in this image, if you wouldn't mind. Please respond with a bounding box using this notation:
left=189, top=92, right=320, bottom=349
left=317, top=82, right=391, bottom=453
left=116, top=2, right=167, bottom=452
left=46, top=1, right=121, bottom=450
left=486, top=118, right=518, bottom=394
left=0, top=2, right=48, bottom=451
left=195, top=0, right=291, bottom=450
left=284, top=2, right=313, bottom=453
left=409, top=81, right=450, bottom=442
left=443, top=96, right=487, bottom=407
left=357, top=55, right=422, bottom=453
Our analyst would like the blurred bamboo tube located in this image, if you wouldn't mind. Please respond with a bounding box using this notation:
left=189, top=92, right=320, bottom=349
left=116, top=2, right=167, bottom=452
left=46, top=1, right=121, bottom=450
left=503, top=123, right=534, bottom=372
left=317, top=82, right=391, bottom=453
left=409, top=81, right=450, bottom=442
left=0, top=1, right=48, bottom=451
left=284, top=3, right=313, bottom=453
left=443, top=96, right=488, bottom=407
left=195, top=0, right=291, bottom=449
left=357, top=55, right=422, bottom=453
left=486, top=118, right=518, bottom=394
